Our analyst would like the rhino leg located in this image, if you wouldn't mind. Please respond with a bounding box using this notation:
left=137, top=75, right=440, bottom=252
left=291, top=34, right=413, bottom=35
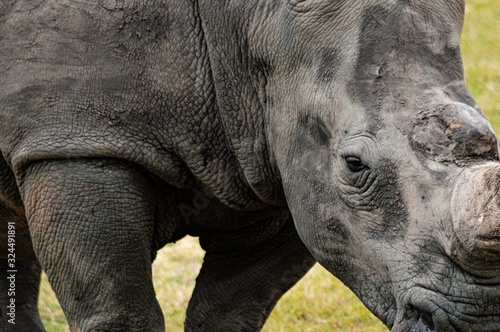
left=20, top=159, right=164, bottom=332
left=0, top=259, right=45, bottom=332
left=186, top=218, right=315, bottom=332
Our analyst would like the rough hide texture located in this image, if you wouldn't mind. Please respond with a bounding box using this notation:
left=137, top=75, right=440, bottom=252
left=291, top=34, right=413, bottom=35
left=1, top=0, right=499, bottom=331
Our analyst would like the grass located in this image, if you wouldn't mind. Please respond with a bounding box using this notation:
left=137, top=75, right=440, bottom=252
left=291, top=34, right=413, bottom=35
left=37, top=0, right=499, bottom=330
left=39, top=237, right=388, bottom=331
left=461, top=0, right=500, bottom=128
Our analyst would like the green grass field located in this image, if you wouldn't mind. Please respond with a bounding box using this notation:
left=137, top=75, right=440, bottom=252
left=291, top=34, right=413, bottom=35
left=38, top=1, right=499, bottom=331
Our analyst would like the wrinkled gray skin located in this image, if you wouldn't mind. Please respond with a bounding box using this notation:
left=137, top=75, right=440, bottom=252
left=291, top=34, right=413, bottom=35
left=1, top=0, right=500, bottom=331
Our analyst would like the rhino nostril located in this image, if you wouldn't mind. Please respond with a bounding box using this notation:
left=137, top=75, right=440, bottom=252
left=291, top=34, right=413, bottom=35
left=409, top=307, right=436, bottom=332
left=476, top=229, right=500, bottom=242
left=475, top=214, right=500, bottom=242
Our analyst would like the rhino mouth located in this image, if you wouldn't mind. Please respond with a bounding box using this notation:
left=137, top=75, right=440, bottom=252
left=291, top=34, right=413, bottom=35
left=390, top=292, right=500, bottom=332
left=383, top=249, right=500, bottom=332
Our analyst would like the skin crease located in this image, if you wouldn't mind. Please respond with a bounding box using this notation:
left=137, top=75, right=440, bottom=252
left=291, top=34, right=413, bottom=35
left=0, top=0, right=500, bottom=331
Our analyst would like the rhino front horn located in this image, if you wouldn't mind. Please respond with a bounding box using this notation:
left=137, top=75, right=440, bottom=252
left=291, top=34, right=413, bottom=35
left=451, top=163, right=500, bottom=270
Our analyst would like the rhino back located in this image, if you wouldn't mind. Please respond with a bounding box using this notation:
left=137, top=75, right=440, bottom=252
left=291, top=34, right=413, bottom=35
left=0, top=0, right=269, bottom=211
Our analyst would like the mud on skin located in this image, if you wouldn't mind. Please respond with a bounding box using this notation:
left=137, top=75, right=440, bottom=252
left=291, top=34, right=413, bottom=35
left=1, top=0, right=500, bottom=331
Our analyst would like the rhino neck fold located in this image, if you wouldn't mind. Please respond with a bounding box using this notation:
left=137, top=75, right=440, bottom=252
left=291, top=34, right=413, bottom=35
left=197, top=0, right=286, bottom=207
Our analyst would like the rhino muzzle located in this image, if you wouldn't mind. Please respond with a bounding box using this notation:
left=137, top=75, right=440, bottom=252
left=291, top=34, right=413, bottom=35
left=451, top=163, right=500, bottom=271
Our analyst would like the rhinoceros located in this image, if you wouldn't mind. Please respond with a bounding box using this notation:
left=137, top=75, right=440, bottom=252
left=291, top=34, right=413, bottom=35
left=1, top=0, right=499, bottom=331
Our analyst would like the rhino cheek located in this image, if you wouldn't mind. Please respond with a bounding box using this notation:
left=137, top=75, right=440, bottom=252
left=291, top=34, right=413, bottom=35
left=285, top=184, right=399, bottom=326
left=282, top=155, right=412, bottom=326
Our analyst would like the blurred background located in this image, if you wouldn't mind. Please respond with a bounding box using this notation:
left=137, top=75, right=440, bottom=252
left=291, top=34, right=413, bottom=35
left=38, top=0, right=499, bottom=331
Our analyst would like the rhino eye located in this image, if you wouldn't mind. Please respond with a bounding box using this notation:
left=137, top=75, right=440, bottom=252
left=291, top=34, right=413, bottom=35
left=345, top=156, right=367, bottom=172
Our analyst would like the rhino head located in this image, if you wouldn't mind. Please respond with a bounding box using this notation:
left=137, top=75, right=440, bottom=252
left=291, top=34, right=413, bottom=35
left=252, top=0, right=500, bottom=330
